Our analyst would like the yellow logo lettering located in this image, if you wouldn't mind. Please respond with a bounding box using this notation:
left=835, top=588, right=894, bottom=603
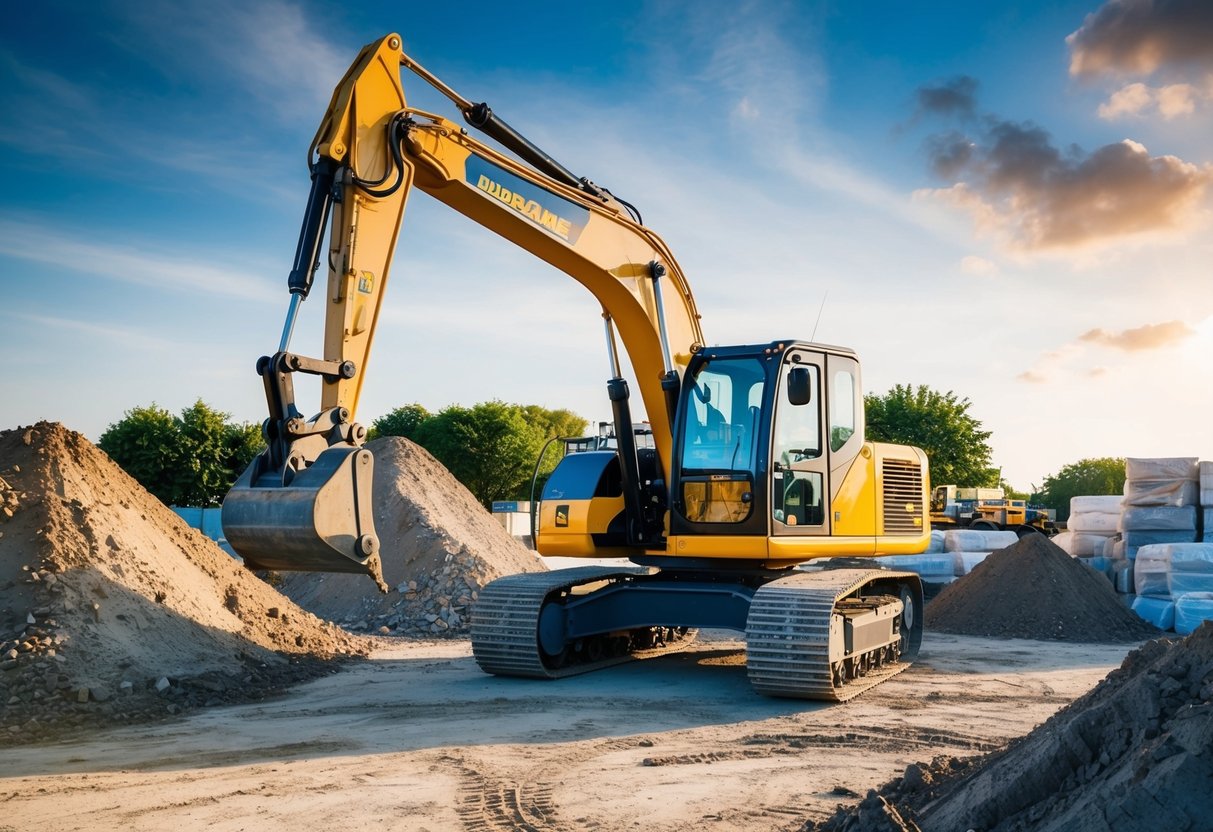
left=474, top=172, right=578, bottom=241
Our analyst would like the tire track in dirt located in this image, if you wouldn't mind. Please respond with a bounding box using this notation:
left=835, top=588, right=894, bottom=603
left=442, top=738, right=639, bottom=832
left=638, top=725, right=1000, bottom=767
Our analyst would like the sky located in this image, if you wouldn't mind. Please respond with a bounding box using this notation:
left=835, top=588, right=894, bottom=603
left=1, top=0, right=1211, bottom=492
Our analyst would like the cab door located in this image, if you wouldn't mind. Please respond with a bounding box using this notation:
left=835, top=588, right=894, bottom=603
left=770, top=350, right=830, bottom=537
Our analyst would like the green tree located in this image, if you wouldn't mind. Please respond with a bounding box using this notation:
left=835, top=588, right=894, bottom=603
left=370, top=403, right=431, bottom=440
left=414, top=401, right=547, bottom=507
left=1036, top=457, right=1126, bottom=521
left=864, top=384, right=997, bottom=487
left=99, top=400, right=264, bottom=507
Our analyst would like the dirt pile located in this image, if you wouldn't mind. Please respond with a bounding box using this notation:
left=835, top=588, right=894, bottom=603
left=0, top=422, right=368, bottom=745
left=925, top=533, right=1160, bottom=642
left=277, top=436, right=545, bottom=635
left=807, top=622, right=1212, bottom=832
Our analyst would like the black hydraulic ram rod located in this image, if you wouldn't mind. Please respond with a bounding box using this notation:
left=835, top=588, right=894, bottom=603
left=463, top=102, right=604, bottom=199
left=286, top=157, right=339, bottom=300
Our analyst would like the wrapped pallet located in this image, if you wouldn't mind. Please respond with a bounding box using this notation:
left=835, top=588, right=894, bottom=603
left=1174, top=593, right=1213, bottom=635
left=1167, top=542, right=1213, bottom=596
left=1133, top=545, right=1172, bottom=598
left=1064, top=495, right=1122, bottom=556
left=942, top=529, right=1018, bottom=553
left=1120, top=506, right=1197, bottom=531
left=1120, top=458, right=1199, bottom=558
left=1201, top=461, right=1213, bottom=508
left=1131, top=596, right=1175, bottom=630
left=1123, top=457, right=1198, bottom=507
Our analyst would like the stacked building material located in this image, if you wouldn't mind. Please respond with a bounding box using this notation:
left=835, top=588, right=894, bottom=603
left=1131, top=542, right=1213, bottom=633
left=1120, top=458, right=1199, bottom=559
left=1201, top=461, right=1213, bottom=542
left=1054, top=495, right=1122, bottom=557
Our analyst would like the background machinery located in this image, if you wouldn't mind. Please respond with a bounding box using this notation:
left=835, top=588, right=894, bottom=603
left=930, top=485, right=1056, bottom=535
left=222, top=33, right=933, bottom=701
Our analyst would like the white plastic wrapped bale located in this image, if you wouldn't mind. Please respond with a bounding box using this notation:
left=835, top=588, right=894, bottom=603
left=1113, top=559, right=1134, bottom=594
left=1123, top=479, right=1199, bottom=507
left=1123, top=529, right=1196, bottom=548
left=874, top=553, right=955, bottom=578
left=1166, top=542, right=1213, bottom=596
left=1126, top=457, right=1198, bottom=480
left=1203, top=508, right=1213, bottom=542
left=1079, top=555, right=1115, bottom=584
left=1133, top=545, right=1172, bottom=598
left=1131, top=595, right=1175, bottom=630
left=1174, top=593, right=1213, bottom=635
left=1201, top=461, right=1213, bottom=504
left=1069, top=495, right=1125, bottom=514
left=1051, top=531, right=1075, bottom=554
left=924, top=529, right=946, bottom=554
left=942, top=529, right=1019, bottom=553
left=1100, top=535, right=1121, bottom=557
left=1060, top=532, right=1118, bottom=557
left=952, top=551, right=991, bottom=576
left=1119, top=505, right=1197, bottom=531
left=1068, top=511, right=1121, bottom=533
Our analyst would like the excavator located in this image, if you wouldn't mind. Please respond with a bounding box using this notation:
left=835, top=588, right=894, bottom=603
left=221, top=33, right=932, bottom=701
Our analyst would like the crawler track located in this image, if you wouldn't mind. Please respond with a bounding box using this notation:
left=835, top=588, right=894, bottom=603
left=746, top=569, right=922, bottom=701
left=471, top=567, right=694, bottom=679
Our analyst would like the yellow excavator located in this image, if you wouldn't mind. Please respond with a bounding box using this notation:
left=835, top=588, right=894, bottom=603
left=222, top=33, right=932, bottom=701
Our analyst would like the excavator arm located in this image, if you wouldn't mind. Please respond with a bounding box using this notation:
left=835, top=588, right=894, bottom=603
left=222, top=33, right=704, bottom=585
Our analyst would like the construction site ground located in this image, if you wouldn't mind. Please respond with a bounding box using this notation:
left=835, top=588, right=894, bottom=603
left=1, top=629, right=1136, bottom=832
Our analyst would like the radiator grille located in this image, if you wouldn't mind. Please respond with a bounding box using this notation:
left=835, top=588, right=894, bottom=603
left=881, top=458, right=925, bottom=535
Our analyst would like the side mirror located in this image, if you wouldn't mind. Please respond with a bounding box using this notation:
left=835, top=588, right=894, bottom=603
left=787, top=366, right=812, bottom=406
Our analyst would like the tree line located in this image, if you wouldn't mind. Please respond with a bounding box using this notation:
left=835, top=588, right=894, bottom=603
left=98, top=387, right=1121, bottom=519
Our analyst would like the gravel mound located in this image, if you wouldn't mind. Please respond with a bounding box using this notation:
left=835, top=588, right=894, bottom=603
left=276, top=436, right=545, bottom=636
left=0, top=422, right=368, bottom=745
left=805, top=622, right=1213, bottom=832
left=926, top=533, right=1160, bottom=642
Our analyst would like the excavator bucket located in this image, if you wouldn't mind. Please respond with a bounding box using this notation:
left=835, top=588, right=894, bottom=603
left=221, top=445, right=387, bottom=592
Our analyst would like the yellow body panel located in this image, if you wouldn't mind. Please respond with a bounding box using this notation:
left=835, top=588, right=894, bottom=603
left=665, top=535, right=769, bottom=559
left=830, top=446, right=878, bottom=536
left=535, top=495, right=632, bottom=557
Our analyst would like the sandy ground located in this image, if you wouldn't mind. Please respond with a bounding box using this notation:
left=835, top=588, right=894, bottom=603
left=0, top=632, right=1137, bottom=832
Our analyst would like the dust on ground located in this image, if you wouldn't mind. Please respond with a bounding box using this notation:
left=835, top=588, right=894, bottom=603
left=0, top=423, right=369, bottom=745
left=925, top=533, right=1159, bottom=642
left=275, top=436, right=545, bottom=636
left=0, top=632, right=1137, bottom=832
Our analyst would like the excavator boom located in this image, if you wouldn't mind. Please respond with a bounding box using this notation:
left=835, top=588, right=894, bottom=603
left=223, top=34, right=703, bottom=583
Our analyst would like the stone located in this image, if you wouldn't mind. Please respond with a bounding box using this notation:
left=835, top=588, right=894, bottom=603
left=155, top=677, right=171, bottom=693
left=26, top=613, right=35, bottom=625
left=266, top=607, right=280, bottom=618
left=0, top=660, right=16, bottom=672
left=378, top=626, right=391, bottom=635
left=76, top=687, right=90, bottom=703
left=119, top=681, right=133, bottom=695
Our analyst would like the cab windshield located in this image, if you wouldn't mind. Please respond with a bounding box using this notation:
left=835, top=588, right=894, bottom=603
left=678, top=357, right=766, bottom=524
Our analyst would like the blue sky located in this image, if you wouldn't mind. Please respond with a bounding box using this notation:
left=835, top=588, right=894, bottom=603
left=2, top=0, right=1211, bottom=491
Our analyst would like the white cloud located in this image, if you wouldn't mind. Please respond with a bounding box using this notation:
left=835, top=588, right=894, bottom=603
left=1099, top=81, right=1203, bottom=119
left=960, top=255, right=998, bottom=276
left=0, top=217, right=278, bottom=304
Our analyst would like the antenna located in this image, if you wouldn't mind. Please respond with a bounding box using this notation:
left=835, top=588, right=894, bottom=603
left=810, top=291, right=829, bottom=342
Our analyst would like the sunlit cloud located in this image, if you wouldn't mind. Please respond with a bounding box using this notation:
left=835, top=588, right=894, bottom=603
left=1098, top=81, right=1205, bottom=119
left=1017, top=318, right=1199, bottom=383
left=1067, top=0, right=1213, bottom=78
left=916, top=114, right=1212, bottom=251
left=1078, top=320, right=1195, bottom=350
left=960, top=255, right=998, bottom=276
